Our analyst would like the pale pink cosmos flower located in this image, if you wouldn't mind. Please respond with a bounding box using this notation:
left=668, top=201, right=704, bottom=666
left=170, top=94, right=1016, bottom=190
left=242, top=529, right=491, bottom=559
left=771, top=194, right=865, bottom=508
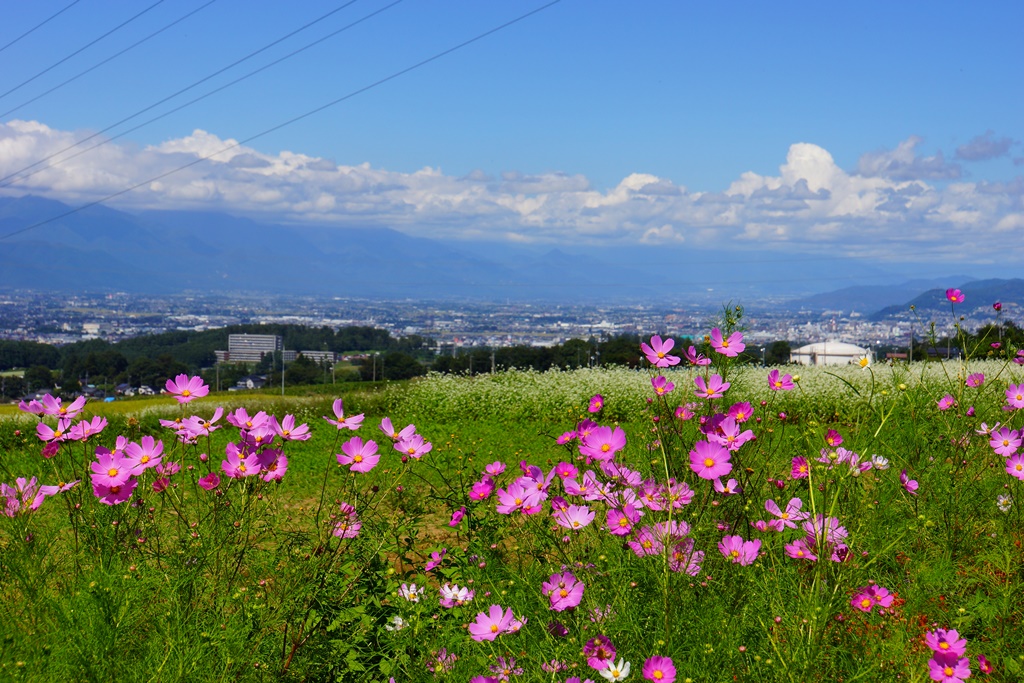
left=68, top=415, right=107, bottom=441
left=90, top=447, right=132, bottom=488
left=709, top=328, right=745, bottom=357
left=640, top=335, right=680, bottom=368
left=323, top=398, right=364, bottom=430
left=379, top=417, right=415, bottom=442
left=946, top=288, right=965, bottom=303
left=222, top=443, right=261, bottom=479
left=273, top=414, right=310, bottom=441
left=966, top=373, right=985, bottom=388
left=765, top=497, right=808, bottom=528
left=713, top=477, right=741, bottom=495
left=707, top=416, right=754, bottom=452
left=542, top=571, right=585, bottom=611
left=337, top=437, right=380, bottom=473
left=395, top=433, right=432, bottom=459
left=17, top=398, right=44, bottom=414
left=1, top=476, right=74, bottom=515
left=694, top=374, right=730, bottom=399
left=439, top=583, right=475, bottom=608
left=928, top=652, right=971, bottom=683
left=40, top=394, right=87, bottom=418
left=165, top=374, right=209, bottom=404
left=333, top=502, right=361, bottom=538
left=227, top=408, right=269, bottom=432
left=990, top=427, right=1021, bottom=457
left=669, top=540, right=704, bottom=576
left=767, top=369, right=794, bottom=391
left=468, top=604, right=515, bottom=641
left=689, top=440, right=732, bottom=480
left=495, top=481, right=540, bottom=514
left=718, top=535, right=760, bottom=565
left=554, top=504, right=595, bottom=530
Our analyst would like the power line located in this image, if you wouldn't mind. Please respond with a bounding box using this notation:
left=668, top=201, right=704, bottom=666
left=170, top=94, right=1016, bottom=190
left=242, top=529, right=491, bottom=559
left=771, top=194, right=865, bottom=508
left=0, top=0, right=403, bottom=190
left=1, top=0, right=220, bottom=120
left=0, top=0, right=364, bottom=188
left=0, top=0, right=563, bottom=242
left=0, top=0, right=167, bottom=102
left=0, top=0, right=84, bottom=56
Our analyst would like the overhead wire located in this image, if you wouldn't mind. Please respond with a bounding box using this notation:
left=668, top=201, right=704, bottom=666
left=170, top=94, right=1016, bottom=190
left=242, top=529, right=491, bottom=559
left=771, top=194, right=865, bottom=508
left=0, top=0, right=168, bottom=101
left=0, top=0, right=365, bottom=188
left=0, top=0, right=84, bottom=56
left=0, top=0, right=404, bottom=190
left=0, top=0, right=221, bottom=120
left=0, top=0, right=564, bottom=242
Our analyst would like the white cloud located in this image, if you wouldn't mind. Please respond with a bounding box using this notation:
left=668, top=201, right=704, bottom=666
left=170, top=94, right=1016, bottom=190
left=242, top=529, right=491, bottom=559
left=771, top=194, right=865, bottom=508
left=0, top=121, right=1021, bottom=262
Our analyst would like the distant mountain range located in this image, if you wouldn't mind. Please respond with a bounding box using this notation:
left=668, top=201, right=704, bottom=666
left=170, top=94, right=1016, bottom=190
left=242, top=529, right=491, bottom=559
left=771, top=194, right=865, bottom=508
left=0, top=194, right=1007, bottom=308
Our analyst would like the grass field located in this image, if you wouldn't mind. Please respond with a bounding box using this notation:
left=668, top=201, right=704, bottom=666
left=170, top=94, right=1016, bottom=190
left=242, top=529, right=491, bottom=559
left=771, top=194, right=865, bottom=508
left=2, top=348, right=1023, bottom=682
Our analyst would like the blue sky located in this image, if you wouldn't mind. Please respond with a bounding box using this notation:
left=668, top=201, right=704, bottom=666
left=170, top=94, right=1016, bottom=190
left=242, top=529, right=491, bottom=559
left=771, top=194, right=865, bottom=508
left=1, top=0, right=1022, bottom=266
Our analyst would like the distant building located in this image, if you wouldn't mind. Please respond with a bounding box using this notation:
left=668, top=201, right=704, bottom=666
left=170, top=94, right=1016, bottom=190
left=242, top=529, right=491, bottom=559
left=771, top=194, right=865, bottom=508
left=791, top=341, right=871, bottom=366
left=298, top=350, right=336, bottom=364
left=215, top=333, right=282, bottom=364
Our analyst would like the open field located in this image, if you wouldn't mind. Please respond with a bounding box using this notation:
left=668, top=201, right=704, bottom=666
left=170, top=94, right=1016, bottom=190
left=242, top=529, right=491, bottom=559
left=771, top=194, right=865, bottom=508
left=2, top=349, right=1024, bottom=682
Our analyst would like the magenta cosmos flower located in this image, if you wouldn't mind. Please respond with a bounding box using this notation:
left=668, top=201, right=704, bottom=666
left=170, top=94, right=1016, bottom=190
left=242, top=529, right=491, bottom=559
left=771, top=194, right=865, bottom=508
left=542, top=571, right=585, bottom=611
left=642, top=656, right=676, bottom=683
left=689, top=440, right=732, bottom=480
left=925, top=628, right=967, bottom=656
left=850, top=585, right=894, bottom=613
left=584, top=635, right=617, bottom=669
left=946, top=288, right=965, bottom=304
left=395, top=433, right=432, bottom=459
left=198, top=473, right=220, bottom=490
left=990, top=427, right=1021, bottom=457
left=694, top=374, right=730, bottom=399
left=709, top=328, right=745, bottom=357
left=449, top=506, right=466, bottom=527
left=273, top=414, right=311, bottom=441
left=93, top=477, right=138, bottom=506
left=1005, top=454, right=1024, bottom=480
left=580, top=426, right=627, bottom=462
left=765, top=497, right=807, bottom=528
left=641, top=335, right=680, bottom=368
left=767, top=369, right=795, bottom=391
left=165, top=374, right=209, bottom=404
left=966, top=373, right=985, bottom=388
left=937, top=395, right=956, bottom=411
left=900, top=469, right=919, bottom=495
left=468, top=604, right=516, bottom=641
left=651, top=376, right=675, bottom=396
left=718, top=535, right=760, bottom=565
left=337, top=436, right=380, bottom=473
left=589, top=394, right=605, bottom=412
left=1006, top=383, right=1024, bottom=410
left=684, top=345, right=712, bottom=366
left=928, top=651, right=971, bottom=683
left=424, top=548, right=447, bottom=572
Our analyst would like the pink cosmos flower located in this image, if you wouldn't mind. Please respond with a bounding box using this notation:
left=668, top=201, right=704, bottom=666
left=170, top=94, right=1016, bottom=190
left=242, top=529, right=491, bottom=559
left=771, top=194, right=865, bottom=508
left=468, top=604, right=515, bottom=641
left=1005, top=384, right=1024, bottom=410
left=439, top=583, right=474, bottom=608
left=824, top=429, right=843, bottom=447
left=640, top=335, right=680, bottom=368
left=424, top=548, right=447, bottom=572
left=273, top=414, right=311, bottom=441
left=337, top=437, right=380, bottom=473
left=90, top=448, right=132, bottom=487
left=765, top=497, right=807, bottom=528
left=937, top=395, right=956, bottom=411
left=554, top=461, right=578, bottom=480
left=323, top=398, right=364, bottom=430
left=584, top=635, right=617, bottom=670
left=669, top=540, right=704, bottom=576
left=728, top=401, right=753, bottom=423
left=542, top=571, right=585, bottom=611
left=713, top=477, right=741, bottom=495
left=1016, top=350, right=1024, bottom=366
left=449, top=506, right=466, bottom=527
left=485, top=461, right=507, bottom=476
left=227, top=408, right=269, bottom=432
left=694, top=374, right=730, bottom=399
left=990, top=427, right=1021, bottom=457
left=1, top=477, right=70, bottom=515
left=1006, top=454, right=1024, bottom=480
left=469, top=477, right=495, bottom=501
left=684, top=345, right=712, bottom=366
left=977, top=655, right=992, bottom=674
left=928, top=652, right=971, bottom=683
left=900, top=469, right=919, bottom=495
left=707, top=416, right=754, bottom=451
left=689, top=440, right=732, bottom=480
left=926, top=628, right=967, bottom=656
left=495, top=481, right=540, bottom=514
left=674, top=404, right=696, bottom=420
left=785, top=538, right=817, bottom=561
left=767, top=369, right=794, bottom=391
left=124, top=436, right=164, bottom=474
left=851, top=585, right=895, bottom=613
left=580, top=426, right=627, bottom=462
left=946, top=288, right=965, bottom=304
left=651, top=376, right=675, bottom=396
left=719, top=535, right=760, bottom=565
left=198, top=473, right=220, bottom=490
left=966, top=373, right=985, bottom=388
left=92, top=477, right=138, bottom=505
left=36, top=418, right=71, bottom=443
left=642, top=656, right=676, bottom=683
left=18, top=398, right=44, bottom=414
left=709, top=328, right=745, bottom=357
left=40, top=394, right=87, bottom=418
left=257, top=450, right=288, bottom=481
left=68, top=415, right=107, bottom=441
left=165, top=374, right=209, bottom=404
left=589, top=394, right=605, bottom=412
left=222, top=443, right=262, bottom=479
left=395, top=433, right=432, bottom=459
left=379, top=417, right=415, bottom=442
left=333, top=502, right=361, bottom=538
left=554, top=504, right=595, bottom=530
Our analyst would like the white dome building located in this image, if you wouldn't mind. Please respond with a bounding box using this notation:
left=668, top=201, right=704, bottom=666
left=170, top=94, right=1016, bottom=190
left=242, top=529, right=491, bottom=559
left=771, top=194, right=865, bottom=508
left=790, top=341, right=871, bottom=366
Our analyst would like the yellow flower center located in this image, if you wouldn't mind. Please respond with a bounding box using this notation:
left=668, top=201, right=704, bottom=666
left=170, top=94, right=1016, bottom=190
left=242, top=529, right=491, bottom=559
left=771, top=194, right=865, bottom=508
left=182, top=389, right=191, bottom=397
left=490, top=625, right=499, bottom=633
left=940, top=642, right=949, bottom=650
left=601, top=444, right=611, bottom=452
left=704, top=458, right=715, bottom=468
left=860, top=598, right=872, bottom=608
left=107, top=468, right=118, bottom=477
left=353, top=455, right=363, bottom=463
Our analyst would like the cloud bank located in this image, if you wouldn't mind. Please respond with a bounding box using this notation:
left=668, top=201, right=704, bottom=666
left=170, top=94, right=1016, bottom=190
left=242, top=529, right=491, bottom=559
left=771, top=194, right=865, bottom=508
left=1, top=120, right=1022, bottom=262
